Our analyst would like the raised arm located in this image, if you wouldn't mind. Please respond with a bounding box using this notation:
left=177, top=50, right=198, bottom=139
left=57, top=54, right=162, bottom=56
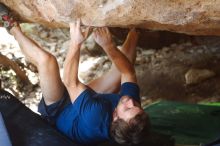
left=63, top=20, right=90, bottom=102
left=93, top=27, right=137, bottom=84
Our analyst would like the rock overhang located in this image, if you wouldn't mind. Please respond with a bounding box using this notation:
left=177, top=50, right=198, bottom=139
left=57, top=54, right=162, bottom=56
left=1, top=0, right=220, bottom=36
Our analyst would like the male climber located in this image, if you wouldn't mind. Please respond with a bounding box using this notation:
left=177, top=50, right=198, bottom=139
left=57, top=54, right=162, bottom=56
left=0, top=3, right=150, bottom=145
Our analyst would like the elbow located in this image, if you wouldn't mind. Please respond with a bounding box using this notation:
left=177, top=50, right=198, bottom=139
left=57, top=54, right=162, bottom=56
left=121, top=68, right=137, bottom=83
left=124, top=65, right=136, bottom=75
left=130, top=67, right=136, bottom=75
left=63, top=78, right=71, bottom=87
left=63, top=77, right=80, bottom=88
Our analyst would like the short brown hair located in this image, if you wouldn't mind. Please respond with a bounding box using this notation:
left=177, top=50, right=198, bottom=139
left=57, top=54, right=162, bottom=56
left=110, top=112, right=150, bottom=145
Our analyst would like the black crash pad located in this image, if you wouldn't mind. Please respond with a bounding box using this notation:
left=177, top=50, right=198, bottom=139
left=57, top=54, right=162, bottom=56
left=0, top=90, right=77, bottom=146
left=0, top=89, right=174, bottom=146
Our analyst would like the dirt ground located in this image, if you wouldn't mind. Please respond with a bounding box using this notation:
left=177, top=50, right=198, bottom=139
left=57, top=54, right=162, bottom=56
left=0, top=24, right=220, bottom=112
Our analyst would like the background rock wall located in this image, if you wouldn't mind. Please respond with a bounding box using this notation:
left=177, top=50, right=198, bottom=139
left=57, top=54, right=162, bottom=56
left=1, top=0, right=220, bottom=35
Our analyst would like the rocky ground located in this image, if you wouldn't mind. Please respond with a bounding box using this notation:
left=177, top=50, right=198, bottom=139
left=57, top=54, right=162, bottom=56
left=0, top=24, right=220, bottom=113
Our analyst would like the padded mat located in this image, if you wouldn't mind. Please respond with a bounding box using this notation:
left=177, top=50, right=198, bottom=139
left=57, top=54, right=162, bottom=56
left=144, top=101, right=220, bottom=145
left=0, top=90, right=76, bottom=146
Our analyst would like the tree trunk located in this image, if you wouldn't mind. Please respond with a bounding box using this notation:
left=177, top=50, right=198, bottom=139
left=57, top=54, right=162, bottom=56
left=0, top=54, right=31, bottom=85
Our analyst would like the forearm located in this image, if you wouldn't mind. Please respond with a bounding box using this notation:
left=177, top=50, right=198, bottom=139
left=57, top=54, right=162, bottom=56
left=63, top=43, right=81, bottom=86
left=104, top=44, right=137, bottom=83
left=63, top=43, right=87, bottom=102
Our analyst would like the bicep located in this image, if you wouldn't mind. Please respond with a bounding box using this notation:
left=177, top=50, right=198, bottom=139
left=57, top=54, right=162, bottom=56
left=121, top=71, right=137, bottom=84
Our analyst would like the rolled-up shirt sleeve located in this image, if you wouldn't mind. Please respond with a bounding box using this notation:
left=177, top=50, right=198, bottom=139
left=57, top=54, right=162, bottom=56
left=120, top=82, right=140, bottom=103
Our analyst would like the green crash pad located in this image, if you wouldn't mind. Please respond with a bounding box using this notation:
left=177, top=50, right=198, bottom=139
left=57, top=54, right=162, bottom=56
left=144, top=101, right=220, bottom=145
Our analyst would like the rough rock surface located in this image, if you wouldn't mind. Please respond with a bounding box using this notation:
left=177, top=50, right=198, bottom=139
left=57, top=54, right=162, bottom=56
left=1, top=0, right=220, bottom=35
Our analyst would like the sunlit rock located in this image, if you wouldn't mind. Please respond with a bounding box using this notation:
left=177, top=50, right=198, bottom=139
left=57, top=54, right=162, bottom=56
left=1, top=0, right=220, bottom=35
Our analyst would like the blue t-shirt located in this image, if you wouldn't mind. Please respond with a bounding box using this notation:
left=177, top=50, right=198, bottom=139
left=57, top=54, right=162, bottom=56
left=44, top=82, right=140, bottom=144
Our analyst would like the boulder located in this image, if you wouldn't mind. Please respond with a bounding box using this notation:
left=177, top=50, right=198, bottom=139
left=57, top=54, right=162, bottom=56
left=1, top=0, right=220, bottom=36
left=185, top=68, right=216, bottom=85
